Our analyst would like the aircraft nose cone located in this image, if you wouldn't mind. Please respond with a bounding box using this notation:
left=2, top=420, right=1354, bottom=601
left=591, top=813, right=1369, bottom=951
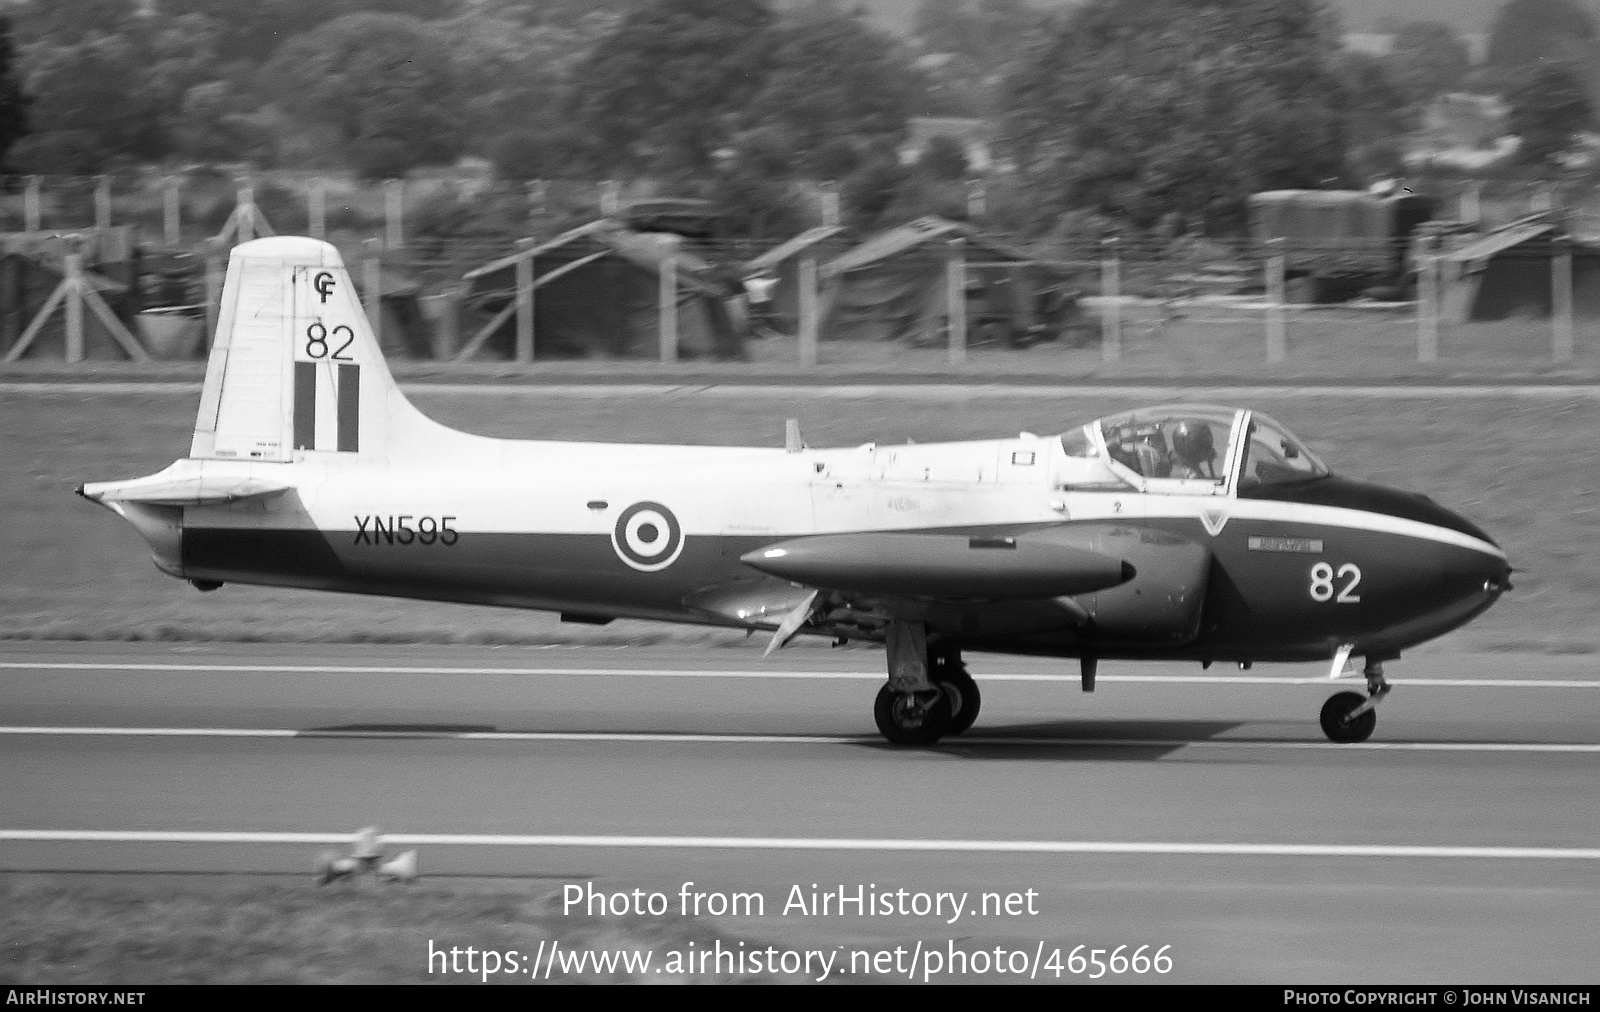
left=1425, top=499, right=1508, bottom=604
left=1479, top=555, right=1513, bottom=597
left=1440, top=504, right=1510, bottom=593
left=1405, top=503, right=1512, bottom=641
left=1442, top=537, right=1511, bottom=619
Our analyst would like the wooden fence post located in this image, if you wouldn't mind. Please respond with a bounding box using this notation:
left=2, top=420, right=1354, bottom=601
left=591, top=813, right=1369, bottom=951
left=1265, top=237, right=1286, bottom=363
left=526, top=180, right=547, bottom=228
left=204, top=241, right=223, bottom=347
left=163, top=176, right=181, bottom=246
left=308, top=179, right=326, bottom=239
left=1553, top=234, right=1574, bottom=363
left=363, top=238, right=383, bottom=349
left=236, top=178, right=255, bottom=242
left=94, top=176, right=111, bottom=230
left=946, top=236, right=967, bottom=365
left=1460, top=182, right=1482, bottom=226
left=63, top=252, right=85, bottom=363
left=434, top=291, right=460, bottom=360
left=0, top=255, right=16, bottom=352
left=384, top=179, right=403, bottom=249
left=798, top=253, right=819, bottom=367
left=820, top=184, right=840, bottom=228
left=1416, top=235, right=1439, bottom=364
left=515, top=240, right=534, bottom=363
left=658, top=242, right=678, bottom=363
left=1100, top=237, right=1121, bottom=363
left=966, top=178, right=986, bottom=220
left=24, top=175, right=40, bottom=232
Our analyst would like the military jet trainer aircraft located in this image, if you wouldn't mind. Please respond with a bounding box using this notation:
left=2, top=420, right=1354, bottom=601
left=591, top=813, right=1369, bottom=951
left=81, top=237, right=1511, bottom=746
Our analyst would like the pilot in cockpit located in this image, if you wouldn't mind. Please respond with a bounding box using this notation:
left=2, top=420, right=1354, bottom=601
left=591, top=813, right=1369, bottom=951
left=1167, top=419, right=1218, bottom=479
left=1108, top=419, right=1218, bottom=481
left=1107, top=424, right=1170, bottom=477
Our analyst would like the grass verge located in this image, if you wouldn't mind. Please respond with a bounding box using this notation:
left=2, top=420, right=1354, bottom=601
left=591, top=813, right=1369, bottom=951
left=0, top=875, right=816, bottom=984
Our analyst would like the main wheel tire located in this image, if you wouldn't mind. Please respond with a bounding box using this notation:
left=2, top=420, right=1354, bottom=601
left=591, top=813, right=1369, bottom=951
left=1320, top=691, right=1377, bottom=743
left=874, top=683, right=953, bottom=746
left=938, top=670, right=982, bottom=735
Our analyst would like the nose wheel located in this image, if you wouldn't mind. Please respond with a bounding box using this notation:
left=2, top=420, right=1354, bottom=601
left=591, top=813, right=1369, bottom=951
left=1319, top=691, right=1377, bottom=743
left=1319, top=658, right=1391, bottom=743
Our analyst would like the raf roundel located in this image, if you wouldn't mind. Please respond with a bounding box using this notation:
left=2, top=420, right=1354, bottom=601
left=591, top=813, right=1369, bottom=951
left=611, top=501, right=685, bottom=572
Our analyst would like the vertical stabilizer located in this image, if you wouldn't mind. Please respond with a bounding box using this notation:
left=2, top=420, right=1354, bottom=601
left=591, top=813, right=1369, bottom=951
left=189, top=236, right=452, bottom=464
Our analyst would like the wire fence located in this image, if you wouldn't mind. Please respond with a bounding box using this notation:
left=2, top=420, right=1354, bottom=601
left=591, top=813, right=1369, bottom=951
left=0, top=170, right=1594, bottom=372
left=0, top=170, right=1594, bottom=249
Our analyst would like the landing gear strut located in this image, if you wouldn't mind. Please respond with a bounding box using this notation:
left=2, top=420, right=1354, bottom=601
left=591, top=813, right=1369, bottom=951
left=873, top=624, right=980, bottom=745
left=1319, top=657, right=1391, bottom=743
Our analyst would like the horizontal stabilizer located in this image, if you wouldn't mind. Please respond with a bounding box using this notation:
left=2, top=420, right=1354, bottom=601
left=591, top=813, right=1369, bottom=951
left=78, top=475, right=289, bottom=507
left=740, top=532, right=1133, bottom=600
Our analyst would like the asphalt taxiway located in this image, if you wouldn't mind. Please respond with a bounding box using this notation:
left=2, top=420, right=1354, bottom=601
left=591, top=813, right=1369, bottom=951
left=4, top=640, right=1598, bottom=983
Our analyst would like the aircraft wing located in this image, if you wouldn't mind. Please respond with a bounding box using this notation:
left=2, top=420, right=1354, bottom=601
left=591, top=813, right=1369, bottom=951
left=736, top=526, right=1210, bottom=651
left=77, top=475, right=290, bottom=507
left=739, top=531, right=1134, bottom=600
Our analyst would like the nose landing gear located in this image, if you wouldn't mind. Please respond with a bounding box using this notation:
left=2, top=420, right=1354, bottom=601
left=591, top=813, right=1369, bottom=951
left=1320, top=657, right=1392, bottom=743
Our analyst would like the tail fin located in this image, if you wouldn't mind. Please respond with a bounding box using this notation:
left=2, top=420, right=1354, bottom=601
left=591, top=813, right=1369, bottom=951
left=188, top=236, right=450, bottom=464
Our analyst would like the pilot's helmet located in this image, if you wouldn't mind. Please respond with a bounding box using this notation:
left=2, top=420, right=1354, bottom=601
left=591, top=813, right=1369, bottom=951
left=1170, top=420, right=1215, bottom=467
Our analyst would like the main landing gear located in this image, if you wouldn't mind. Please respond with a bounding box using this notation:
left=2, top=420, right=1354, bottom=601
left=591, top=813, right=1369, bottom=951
left=873, top=622, right=981, bottom=746
left=1319, top=656, right=1392, bottom=744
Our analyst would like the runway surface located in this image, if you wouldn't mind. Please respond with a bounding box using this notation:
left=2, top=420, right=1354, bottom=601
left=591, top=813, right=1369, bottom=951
left=4, top=640, right=1598, bottom=983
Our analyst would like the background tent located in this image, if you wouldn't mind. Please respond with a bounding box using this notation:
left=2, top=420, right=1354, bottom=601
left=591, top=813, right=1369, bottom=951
left=819, top=217, right=1081, bottom=346
left=741, top=224, right=847, bottom=336
left=462, top=219, right=742, bottom=360
left=1439, top=217, right=1600, bottom=323
left=1249, top=189, right=1435, bottom=299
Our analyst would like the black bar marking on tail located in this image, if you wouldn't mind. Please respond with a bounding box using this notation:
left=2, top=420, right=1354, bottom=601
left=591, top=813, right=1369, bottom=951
left=337, top=363, right=360, bottom=452
left=293, top=362, right=316, bottom=450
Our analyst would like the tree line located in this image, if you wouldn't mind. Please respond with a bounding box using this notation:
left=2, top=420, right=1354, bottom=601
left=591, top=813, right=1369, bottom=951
left=0, top=0, right=1592, bottom=241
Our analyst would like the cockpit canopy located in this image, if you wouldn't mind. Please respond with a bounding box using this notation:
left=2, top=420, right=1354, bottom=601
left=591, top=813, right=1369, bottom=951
left=1056, top=405, right=1327, bottom=495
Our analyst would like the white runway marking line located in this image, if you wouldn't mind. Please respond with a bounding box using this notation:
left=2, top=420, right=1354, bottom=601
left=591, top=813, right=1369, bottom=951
left=2, top=661, right=1596, bottom=690
left=0, top=726, right=298, bottom=738
left=2, top=829, right=1598, bottom=861
left=2, top=726, right=1597, bottom=754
